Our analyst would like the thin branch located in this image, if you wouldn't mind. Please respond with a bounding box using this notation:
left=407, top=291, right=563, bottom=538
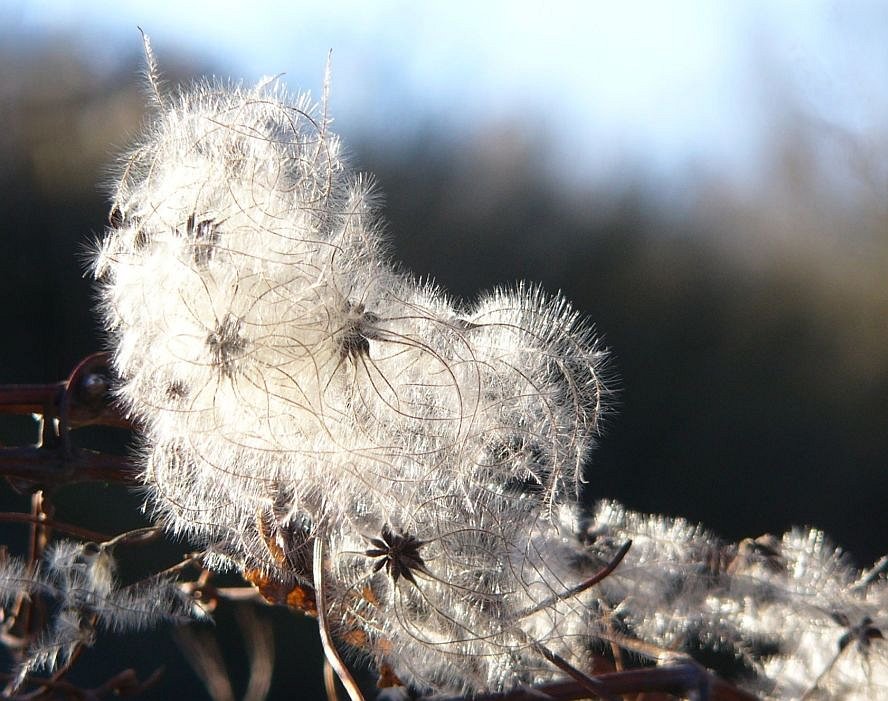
left=427, top=662, right=761, bottom=701
left=0, top=447, right=138, bottom=486
left=527, top=641, right=618, bottom=701
left=0, top=512, right=112, bottom=543
left=313, top=538, right=364, bottom=701
left=1, top=666, right=164, bottom=700
left=519, top=539, right=632, bottom=619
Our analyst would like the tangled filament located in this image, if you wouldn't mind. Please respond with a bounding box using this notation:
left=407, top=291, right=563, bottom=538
left=91, top=42, right=886, bottom=699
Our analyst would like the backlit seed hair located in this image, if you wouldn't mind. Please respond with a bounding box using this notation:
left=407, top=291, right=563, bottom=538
left=91, top=38, right=886, bottom=699
left=0, top=541, right=197, bottom=689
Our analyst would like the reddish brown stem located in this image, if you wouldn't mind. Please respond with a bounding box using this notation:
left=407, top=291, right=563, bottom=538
left=0, top=383, right=64, bottom=418
left=0, top=512, right=112, bottom=542
left=427, top=661, right=761, bottom=701
left=0, top=447, right=138, bottom=486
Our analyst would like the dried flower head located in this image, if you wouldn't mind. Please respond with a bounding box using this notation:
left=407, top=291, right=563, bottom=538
left=90, top=38, right=887, bottom=699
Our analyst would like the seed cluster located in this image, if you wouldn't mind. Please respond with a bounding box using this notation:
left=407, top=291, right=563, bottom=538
left=92, top=57, right=887, bottom=699
left=93, top=66, right=612, bottom=694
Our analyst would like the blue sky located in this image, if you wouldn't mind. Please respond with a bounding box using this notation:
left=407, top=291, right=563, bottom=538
left=6, top=1, right=888, bottom=192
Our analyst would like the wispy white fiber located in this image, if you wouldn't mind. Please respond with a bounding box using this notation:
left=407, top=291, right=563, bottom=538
left=88, top=41, right=886, bottom=699
left=1, top=541, right=198, bottom=688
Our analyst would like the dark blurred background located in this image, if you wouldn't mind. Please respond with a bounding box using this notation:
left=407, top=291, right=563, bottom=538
left=1, top=4, right=887, bottom=699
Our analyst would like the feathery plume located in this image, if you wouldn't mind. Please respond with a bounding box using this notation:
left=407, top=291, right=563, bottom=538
left=1, top=541, right=199, bottom=689
left=90, top=39, right=885, bottom=699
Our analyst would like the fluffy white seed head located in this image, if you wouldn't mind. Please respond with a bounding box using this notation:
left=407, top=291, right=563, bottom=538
left=91, top=47, right=886, bottom=698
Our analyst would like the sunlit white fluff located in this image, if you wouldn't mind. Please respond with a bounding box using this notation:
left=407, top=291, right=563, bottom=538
left=93, top=53, right=609, bottom=562
left=90, top=42, right=886, bottom=699
left=1, top=541, right=197, bottom=688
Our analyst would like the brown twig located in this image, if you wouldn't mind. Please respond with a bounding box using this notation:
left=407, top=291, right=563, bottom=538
left=0, top=513, right=112, bottom=543
left=0, top=354, right=130, bottom=430
left=426, top=660, right=761, bottom=701
left=313, top=539, right=364, bottom=701
left=1, top=666, right=165, bottom=700
left=0, top=448, right=138, bottom=486
left=0, top=353, right=136, bottom=489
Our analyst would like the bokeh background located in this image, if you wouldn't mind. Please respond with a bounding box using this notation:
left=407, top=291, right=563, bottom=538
left=1, top=2, right=887, bottom=699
